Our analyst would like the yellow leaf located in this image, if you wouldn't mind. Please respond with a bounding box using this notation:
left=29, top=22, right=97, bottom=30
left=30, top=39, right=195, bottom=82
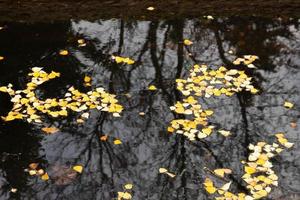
left=148, top=85, right=157, bottom=91
left=245, top=166, right=256, bottom=174
left=118, top=192, right=132, bottom=199
left=114, top=139, right=122, bottom=145
left=73, top=165, right=83, bottom=173
left=204, top=110, right=214, bottom=116
left=167, top=127, right=174, bottom=132
left=41, top=127, right=59, bottom=134
left=183, top=39, right=193, bottom=46
left=214, top=168, right=232, bottom=178
left=114, top=56, right=124, bottom=63
left=41, top=173, right=49, bottom=181
left=202, top=127, right=212, bottom=135
left=84, top=76, right=91, bottom=83
left=77, top=39, right=85, bottom=44
left=124, top=184, right=133, bottom=190
left=284, top=101, right=294, bottom=109
left=0, top=56, right=4, bottom=61
left=59, top=50, right=69, bottom=56
left=203, top=178, right=214, bottom=187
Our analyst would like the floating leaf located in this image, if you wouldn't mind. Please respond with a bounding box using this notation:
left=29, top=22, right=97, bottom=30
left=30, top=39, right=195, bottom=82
left=10, top=188, right=17, bottom=193
left=84, top=76, right=91, bottom=83
left=214, top=168, right=232, bottom=178
left=148, top=85, right=157, bottom=91
left=118, top=192, right=132, bottom=200
left=0, top=56, right=4, bottom=61
left=203, top=178, right=216, bottom=194
left=29, top=170, right=37, bottom=175
left=220, top=181, right=232, bottom=191
left=41, top=173, right=49, bottom=181
left=37, top=169, right=45, bottom=175
left=290, top=122, right=297, bottom=128
left=218, top=130, right=231, bottom=137
left=72, top=165, right=83, bottom=173
left=159, top=168, right=168, bottom=173
left=147, top=6, right=155, bottom=11
left=159, top=168, right=176, bottom=178
left=284, top=101, right=294, bottom=109
left=42, top=127, right=59, bottom=134
left=59, top=50, right=69, bottom=56
left=114, top=139, right=122, bottom=145
left=124, top=184, right=133, bottom=190
left=100, top=135, right=108, bottom=141
left=139, top=112, right=145, bottom=116
left=29, top=163, right=39, bottom=170
left=183, top=39, right=193, bottom=46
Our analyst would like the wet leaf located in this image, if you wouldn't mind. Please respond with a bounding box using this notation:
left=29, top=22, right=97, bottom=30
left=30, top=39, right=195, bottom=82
left=218, top=130, right=231, bottom=137
left=37, top=169, right=45, bottom=175
left=100, top=135, right=108, bottom=141
left=148, top=85, right=157, bottom=91
left=29, top=170, right=37, bottom=175
left=284, top=101, right=294, bottom=109
left=59, top=50, right=69, bottom=56
left=124, top=184, right=133, bottom=190
left=214, top=168, right=232, bottom=178
left=41, top=173, right=49, bottom=181
left=72, top=165, right=83, bottom=173
left=220, top=181, right=232, bottom=191
left=0, top=56, right=4, bottom=61
left=114, top=139, right=122, bottom=145
left=29, top=163, right=39, bottom=170
left=42, top=127, right=59, bottom=134
left=147, top=6, right=155, bottom=11
left=10, top=188, right=17, bottom=193
left=183, top=39, right=193, bottom=46
left=159, top=168, right=168, bottom=173
left=118, top=192, right=132, bottom=200
left=290, top=122, right=297, bottom=128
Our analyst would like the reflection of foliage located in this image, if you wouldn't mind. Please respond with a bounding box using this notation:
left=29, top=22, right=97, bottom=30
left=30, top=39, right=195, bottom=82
left=0, top=67, right=123, bottom=123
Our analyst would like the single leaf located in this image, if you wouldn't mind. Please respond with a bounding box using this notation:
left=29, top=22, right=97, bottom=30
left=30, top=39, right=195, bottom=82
left=114, top=139, right=122, bottom=145
left=183, top=39, right=193, bottom=46
left=284, top=101, right=294, bottom=109
left=148, top=85, right=157, bottom=91
left=59, top=50, right=69, bottom=56
left=147, top=6, right=155, bottom=11
left=42, top=127, right=59, bottom=134
left=124, top=184, right=133, bottom=190
left=41, top=173, right=49, bottom=181
left=72, top=165, right=83, bottom=173
left=100, top=135, right=108, bottom=141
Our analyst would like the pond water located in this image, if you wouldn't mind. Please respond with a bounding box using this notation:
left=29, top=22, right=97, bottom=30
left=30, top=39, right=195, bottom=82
left=0, top=17, right=300, bottom=200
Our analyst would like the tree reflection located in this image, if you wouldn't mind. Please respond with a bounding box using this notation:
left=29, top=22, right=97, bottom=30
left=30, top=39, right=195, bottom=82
left=0, top=17, right=299, bottom=199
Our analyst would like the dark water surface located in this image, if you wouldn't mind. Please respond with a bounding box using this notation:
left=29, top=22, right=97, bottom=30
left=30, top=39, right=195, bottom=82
left=0, top=17, right=300, bottom=200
